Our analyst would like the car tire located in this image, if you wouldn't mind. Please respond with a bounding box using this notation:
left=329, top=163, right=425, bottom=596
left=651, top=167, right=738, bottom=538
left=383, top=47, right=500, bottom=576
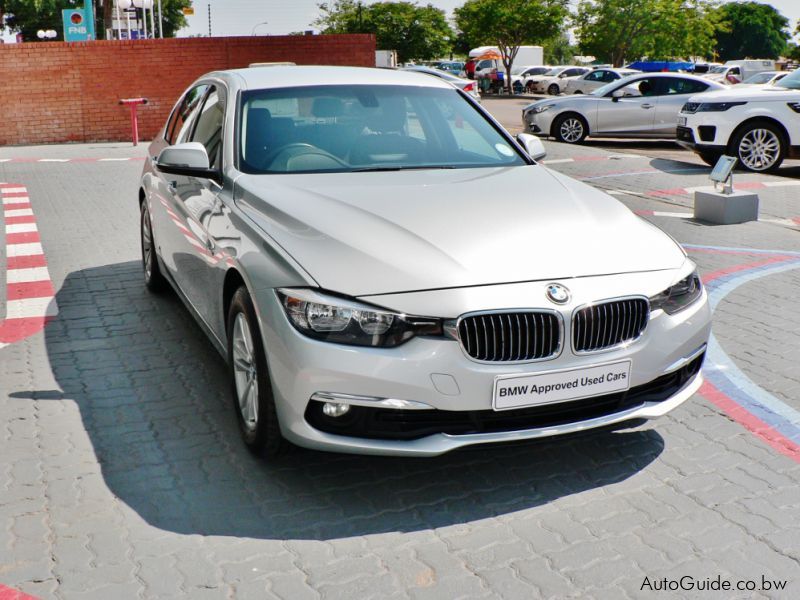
left=140, top=201, right=166, bottom=292
left=553, top=113, right=588, bottom=144
left=728, top=121, right=786, bottom=172
left=697, top=150, right=723, bottom=167
left=547, top=83, right=560, bottom=96
left=227, top=286, right=290, bottom=457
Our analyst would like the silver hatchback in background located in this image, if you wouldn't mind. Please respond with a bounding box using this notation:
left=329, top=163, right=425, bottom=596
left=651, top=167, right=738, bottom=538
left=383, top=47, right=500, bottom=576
left=139, top=66, right=710, bottom=457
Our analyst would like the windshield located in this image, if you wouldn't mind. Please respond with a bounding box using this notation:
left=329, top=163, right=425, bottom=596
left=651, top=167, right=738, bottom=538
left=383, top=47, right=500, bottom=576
left=708, top=66, right=727, bottom=74
left=544, top=67, right=567, bottom=76
left=591, top=74, right=640, bottom=96
left=238, top=85, right=526, bottom=174
left=744, top=72, right=773, bottom=84
left=775, top=70, right=800, bottom=90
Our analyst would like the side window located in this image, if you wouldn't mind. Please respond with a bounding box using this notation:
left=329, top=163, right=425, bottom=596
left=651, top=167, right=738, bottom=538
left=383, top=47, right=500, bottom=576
left=586, top=71, right=604, bottom=81
left=605, top=71, right=620, bottom=82
left=167, top=84, right=209, bottom=145
left=189, top=87, right=225, bottom=169
left=730, top=67, right=740, bottom=76
left=622, top=78, right=657, bottom=97
left=656, top=77, right=710, bottom=96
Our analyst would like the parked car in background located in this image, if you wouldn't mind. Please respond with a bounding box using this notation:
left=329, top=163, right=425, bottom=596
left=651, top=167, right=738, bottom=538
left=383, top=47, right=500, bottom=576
left=702, top=60, right=776, bottom=85
left=526, top=66, right=591, bottom=95
left=737, top=71, right=788, bottom=87
left=403, top=65, right=481, bottom=102
left=562, top=68, right=640, bottom=95
left=140, top=65, right=711, bottom=457
left=511, top=65, right=551, bottom=93
left=677, top=68, right=800, bottom=171
left=522, top=72, right=724, bottom=143
left=438, top=61, right=466, bottom=77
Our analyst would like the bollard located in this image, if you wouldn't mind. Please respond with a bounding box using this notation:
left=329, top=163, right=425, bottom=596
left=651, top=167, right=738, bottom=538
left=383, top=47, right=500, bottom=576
left=119, top=98, right=149, bottom=146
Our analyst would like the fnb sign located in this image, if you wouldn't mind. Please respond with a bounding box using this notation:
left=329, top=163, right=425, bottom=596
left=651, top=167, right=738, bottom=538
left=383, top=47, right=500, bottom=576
left=62, top=8, right=95, bottom=42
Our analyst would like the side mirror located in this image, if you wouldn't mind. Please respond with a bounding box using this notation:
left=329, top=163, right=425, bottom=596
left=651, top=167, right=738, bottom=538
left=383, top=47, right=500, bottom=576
left=156, top=142, right=220, bottom=182
left=611, top=89, right=626, bottom=102
left=516, top=133, right=547, bottom=161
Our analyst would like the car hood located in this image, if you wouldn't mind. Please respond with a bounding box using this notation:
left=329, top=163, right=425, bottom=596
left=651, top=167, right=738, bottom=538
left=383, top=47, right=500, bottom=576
left=688, top=85, right=800, bottom=103
left=235, top=166, right=685, bottom=297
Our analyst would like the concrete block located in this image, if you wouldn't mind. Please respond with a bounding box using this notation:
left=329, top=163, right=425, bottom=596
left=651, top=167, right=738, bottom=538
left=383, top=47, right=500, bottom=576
left=694, top=188, right=759, bottom=224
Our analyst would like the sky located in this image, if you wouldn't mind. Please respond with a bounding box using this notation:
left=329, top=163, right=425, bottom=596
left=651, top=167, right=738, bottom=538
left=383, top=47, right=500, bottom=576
left=180, top=0, right=799, bottom=39
left=1, top=1, right=798, bottom=43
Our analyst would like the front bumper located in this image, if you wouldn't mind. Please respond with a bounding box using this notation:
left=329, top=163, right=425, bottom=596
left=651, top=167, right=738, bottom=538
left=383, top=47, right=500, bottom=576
left=256, top=276, right=711, bottom=456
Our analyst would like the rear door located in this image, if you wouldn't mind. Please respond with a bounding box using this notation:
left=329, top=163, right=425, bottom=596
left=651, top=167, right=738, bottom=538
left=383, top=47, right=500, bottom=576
left=653, top=77, right=710, bottom=136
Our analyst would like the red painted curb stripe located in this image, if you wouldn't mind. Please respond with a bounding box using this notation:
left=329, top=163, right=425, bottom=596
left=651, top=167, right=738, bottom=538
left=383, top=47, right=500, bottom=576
left=3, top=202, right=32, bottom=210
left=7, top=281, right=55, bottom=301
left=0, top=583, right=41, bottom=600
left=6, top=255, right=48, bottom=269
left=701, top=256, right=794, bottom=284
left=6, top=231, right=40, bottom=245
left=699, top=381, right=800, bottom=463
left=0, top=317, right=54, bottom=343
left=1, top=184, right=58, bottom=347
left=4, top=215, right=36, bottom=225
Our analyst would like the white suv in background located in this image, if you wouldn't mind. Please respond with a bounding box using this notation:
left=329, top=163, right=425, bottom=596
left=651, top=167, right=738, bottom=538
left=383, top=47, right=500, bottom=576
left=677, top=69, right=800, bottom=171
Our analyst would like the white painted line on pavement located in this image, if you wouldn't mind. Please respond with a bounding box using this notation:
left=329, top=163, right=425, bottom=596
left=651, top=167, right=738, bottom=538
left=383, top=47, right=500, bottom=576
left=3, top=208, right=34, bottom=217
left=4, top=297, right=58, bottom=319
left=6, top=267, right=51, bottom=283
left=541, top=158, right=574, bottom=164
left=37, top=159, right=70, bottom=163
left=5, top=223, right=38, bottom=234
left=653, top=211, right=692, bottom=218
left=3, top=197, right=30, bottom=205
left=6, top=243, right=44, bottom=257
left=98, top=157, right=131, bottom=161
left=0, top=187, right=28, bottom=194
left=763, top=181, right=800, bottom=187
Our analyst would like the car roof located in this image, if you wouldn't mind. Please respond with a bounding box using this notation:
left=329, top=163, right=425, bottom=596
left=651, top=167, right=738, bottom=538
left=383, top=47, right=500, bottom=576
left=219, top=65, right=453, bottom=91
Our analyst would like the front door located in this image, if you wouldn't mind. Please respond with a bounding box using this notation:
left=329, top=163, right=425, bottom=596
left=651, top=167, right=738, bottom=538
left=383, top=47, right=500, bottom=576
left=595, top=77, right=659, bottom=136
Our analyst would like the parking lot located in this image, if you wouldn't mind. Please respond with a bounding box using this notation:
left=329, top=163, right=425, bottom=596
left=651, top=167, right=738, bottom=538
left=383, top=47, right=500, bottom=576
left=1, top=102, right=799, bottom=599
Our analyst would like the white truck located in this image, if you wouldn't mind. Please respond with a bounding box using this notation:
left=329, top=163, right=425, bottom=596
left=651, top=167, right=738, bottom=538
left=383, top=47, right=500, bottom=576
left=375, top=50, right=398, bottom=69
left=470, top=45, right=544, bottom=76
left=702, top=60, right=776, bottom=85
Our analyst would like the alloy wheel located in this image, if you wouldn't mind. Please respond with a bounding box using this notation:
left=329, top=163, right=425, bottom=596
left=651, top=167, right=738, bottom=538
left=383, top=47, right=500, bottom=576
left=232, top=312, right=259, bottom=432
left=559, top=118, right=584, bottom=143
left=738, top=128, right=781, bottom=171
left=141, top=207, right=153, bottom=281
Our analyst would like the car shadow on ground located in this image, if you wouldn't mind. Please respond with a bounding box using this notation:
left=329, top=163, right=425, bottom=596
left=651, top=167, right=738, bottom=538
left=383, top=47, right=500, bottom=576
left=11, top=261, right=665, bottom=541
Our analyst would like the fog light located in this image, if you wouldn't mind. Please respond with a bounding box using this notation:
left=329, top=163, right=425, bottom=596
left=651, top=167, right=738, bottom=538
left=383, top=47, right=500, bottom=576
left=322, top=402, right=350, bottom=418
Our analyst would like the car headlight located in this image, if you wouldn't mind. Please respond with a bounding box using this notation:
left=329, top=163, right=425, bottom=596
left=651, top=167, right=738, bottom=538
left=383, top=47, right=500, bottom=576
left=649, top=271, right=703, bottom=315
left=530, top=104, right=554, bottom=114
left=697, top=102, right=747, bottom=112
left=277, top=288, right=441, bottom=347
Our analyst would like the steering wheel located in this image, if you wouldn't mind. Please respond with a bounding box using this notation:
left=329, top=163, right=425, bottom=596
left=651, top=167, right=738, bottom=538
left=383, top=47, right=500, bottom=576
left=261, top=143, right=349, bottom=172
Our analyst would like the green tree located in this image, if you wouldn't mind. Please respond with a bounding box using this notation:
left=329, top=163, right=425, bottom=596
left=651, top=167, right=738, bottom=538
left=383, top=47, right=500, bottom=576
left=544, top=32, right=576, bottom=65
left=315, top=1, right=453, bottom=63
left=714, top=2, right=790, bottom=61
left=574, top=0, right=719, bottom=67
left=455, top=0, right=568, bottom=92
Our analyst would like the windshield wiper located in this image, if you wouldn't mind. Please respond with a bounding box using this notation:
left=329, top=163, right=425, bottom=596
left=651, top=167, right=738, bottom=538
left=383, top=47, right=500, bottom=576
left=352, top=165, right=457, bottom=172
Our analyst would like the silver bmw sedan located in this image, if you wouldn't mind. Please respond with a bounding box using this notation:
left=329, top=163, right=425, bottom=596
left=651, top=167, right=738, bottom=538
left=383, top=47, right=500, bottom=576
left=139, top=66, right=711, bottom=457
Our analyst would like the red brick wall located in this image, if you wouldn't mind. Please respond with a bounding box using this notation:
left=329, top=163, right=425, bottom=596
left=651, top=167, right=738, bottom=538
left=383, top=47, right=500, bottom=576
left=0, top=35, right=376, bottom=145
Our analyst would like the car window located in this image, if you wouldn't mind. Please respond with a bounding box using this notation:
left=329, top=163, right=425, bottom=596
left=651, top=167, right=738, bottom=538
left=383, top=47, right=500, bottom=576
left=656, top=77, right=709, bottom=95
left=167, top=84, right=209, bottom=145
left=604, top=71, right=621, bottom=82
left=189, top=87, right=224, bottom=169
left=584, top=71, right=602, bottom=82
left=613, top=77, right=658, bottom=97
left=730, top=67, right=740, bottom=75
left=238, top=85, right=526, bottom=174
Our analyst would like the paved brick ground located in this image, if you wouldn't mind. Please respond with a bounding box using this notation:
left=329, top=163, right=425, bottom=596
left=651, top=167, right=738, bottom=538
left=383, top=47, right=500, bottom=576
left=1, top=136, right=799, bottom=599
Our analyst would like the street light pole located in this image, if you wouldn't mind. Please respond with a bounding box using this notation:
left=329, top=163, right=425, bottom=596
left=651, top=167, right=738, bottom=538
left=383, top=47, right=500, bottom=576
left=251, top=21, right=269, bottom=35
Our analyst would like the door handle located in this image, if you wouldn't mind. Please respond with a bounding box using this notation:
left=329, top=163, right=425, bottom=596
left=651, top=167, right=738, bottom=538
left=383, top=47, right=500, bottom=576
left=641, top=103, right=654, bottom=109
